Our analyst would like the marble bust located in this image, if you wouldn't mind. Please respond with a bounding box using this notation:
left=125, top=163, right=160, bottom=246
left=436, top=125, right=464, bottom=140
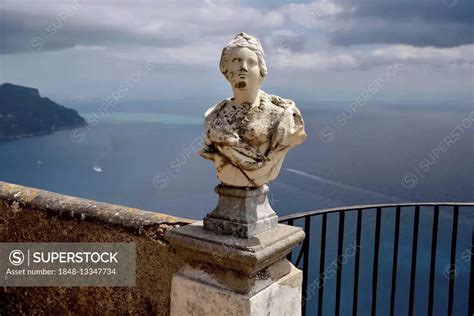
left=200, top=32, right=307, bottom=187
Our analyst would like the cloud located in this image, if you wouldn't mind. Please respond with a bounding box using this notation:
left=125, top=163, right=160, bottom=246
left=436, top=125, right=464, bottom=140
left=370, top=44, right=474, bottom=66
left=328, top=0, right=474, bottom=47
left=1, top=0, right=472, bottom=101
left=271, top=44, right=474, bottom=70
left=330, top=18, right=473, bottom=48
left=3, top=0, right=471, bottom=55
left=0, top=9, right=189, bottom=54
left=272, top=50, right=360, bottom=70
left=0, top=0, right=290, bottom=55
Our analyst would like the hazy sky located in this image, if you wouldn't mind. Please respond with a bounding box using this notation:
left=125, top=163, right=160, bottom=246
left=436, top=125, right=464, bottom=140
left=0, top=0, right=473, bottom=103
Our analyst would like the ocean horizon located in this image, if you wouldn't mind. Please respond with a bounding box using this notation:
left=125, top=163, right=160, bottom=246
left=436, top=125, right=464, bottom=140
left=1, top=100, right=472, bottom=218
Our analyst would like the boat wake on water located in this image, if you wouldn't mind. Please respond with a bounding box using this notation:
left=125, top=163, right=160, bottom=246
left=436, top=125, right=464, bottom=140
left=284, top=168, right=406, bottom=204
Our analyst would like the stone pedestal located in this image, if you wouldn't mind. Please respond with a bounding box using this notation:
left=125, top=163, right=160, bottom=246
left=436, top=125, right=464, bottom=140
left=171, top=264, right=302, bottom=315
left=203, top=184, right=278, bottom=238
left=165, top=222, right=305, bottom=316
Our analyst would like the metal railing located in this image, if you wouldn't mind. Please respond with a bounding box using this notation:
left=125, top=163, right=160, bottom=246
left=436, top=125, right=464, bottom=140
left=279, top=202, right=474, bottom=316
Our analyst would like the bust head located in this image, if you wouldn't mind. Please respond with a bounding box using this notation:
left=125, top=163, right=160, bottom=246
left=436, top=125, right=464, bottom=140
left=219, top=33, right=267, bottom=92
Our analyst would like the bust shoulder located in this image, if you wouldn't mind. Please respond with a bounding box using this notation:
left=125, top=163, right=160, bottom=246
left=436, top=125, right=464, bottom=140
left=260, top=90, right=296, bottom=111
left=204, top=99, right=229, bottom=119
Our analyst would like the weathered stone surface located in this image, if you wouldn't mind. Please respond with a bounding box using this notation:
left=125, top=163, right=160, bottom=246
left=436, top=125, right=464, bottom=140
left=166, top=220, right=305, bottom=307
left=170, top=264, right=302, bottom=316
left=177, top=258, right=292, bottom=296
left=0, top=181, right=193, bottom=315
left=165, top=222, right=305, bottom=277
left=200, top=32, right=307, bottom=188
left=0, top=181, right=191, bottom=230
left=203, top=184, right=278, bottom=238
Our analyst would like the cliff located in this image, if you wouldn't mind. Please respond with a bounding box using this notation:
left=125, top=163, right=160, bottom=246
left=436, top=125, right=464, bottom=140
left=0, top=83, right=86, bottom=141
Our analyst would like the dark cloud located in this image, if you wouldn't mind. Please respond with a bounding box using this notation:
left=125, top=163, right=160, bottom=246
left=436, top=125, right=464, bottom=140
left=330, top=18, right=473, bottom=47
left=0, top=10, right=186, bottom=54
left=329, top=0, right=473, bottom=47
left=340, top=0, right=472, bottom=23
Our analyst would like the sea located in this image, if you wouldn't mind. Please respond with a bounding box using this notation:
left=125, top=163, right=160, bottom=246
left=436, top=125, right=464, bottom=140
left=0, top=100, right=472, bottom=315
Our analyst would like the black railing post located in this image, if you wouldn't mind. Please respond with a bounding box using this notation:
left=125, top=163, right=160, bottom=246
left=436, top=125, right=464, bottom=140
left=447, top=206, right=459, bottom=316
left=390, top=206, right=401, bottom=316
left=427, top=205, right=439, bottom=316
left=371, top=207, right=382, bottom=316
left=301, top=217, right=311, bottom=316
left=317, top=213, right=327, bottom=316
left=335, top=211, right=345, bottom=316
left=352, top=209, right=362, bottom=316
left=286, top=218, right=294, bottom=261
left=408, top=205, right=420, bottom=316
left=469, top=221, right=474, bottom=316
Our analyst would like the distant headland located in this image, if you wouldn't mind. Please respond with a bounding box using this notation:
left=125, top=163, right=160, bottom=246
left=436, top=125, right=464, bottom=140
left=0, top=83, right=86, bottom=141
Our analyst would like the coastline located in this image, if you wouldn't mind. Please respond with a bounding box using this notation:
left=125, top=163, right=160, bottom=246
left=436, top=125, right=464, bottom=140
left=0, top=123, right=87, bottom=142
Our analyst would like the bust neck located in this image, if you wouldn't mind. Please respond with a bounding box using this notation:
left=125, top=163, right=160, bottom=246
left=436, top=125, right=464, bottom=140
left=231, top=87, right=260, bottom=108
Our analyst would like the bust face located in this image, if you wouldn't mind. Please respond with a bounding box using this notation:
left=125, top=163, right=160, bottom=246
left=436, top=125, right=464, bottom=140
left=226, top=47, right=261, bottom=91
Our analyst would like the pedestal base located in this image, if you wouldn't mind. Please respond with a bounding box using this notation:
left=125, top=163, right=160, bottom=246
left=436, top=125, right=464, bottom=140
left=204, top=184, right=278, bottom=238
left=166, top=207, right=306, bottom=315
left=166, top=222, right=305, bottom=279
left=170, top=264, right=302, bottom=316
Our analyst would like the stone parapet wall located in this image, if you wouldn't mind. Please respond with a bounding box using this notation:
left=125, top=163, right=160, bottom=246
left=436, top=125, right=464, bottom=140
left=0, top=181, right=193, bottom=315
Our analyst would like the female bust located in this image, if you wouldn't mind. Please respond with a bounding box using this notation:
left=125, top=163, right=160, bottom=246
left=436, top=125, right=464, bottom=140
left=200, top=32, right=307, bottom=187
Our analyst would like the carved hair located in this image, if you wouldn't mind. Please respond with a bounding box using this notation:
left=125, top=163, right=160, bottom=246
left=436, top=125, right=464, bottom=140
left=219, top=32, right=267, bottom=80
